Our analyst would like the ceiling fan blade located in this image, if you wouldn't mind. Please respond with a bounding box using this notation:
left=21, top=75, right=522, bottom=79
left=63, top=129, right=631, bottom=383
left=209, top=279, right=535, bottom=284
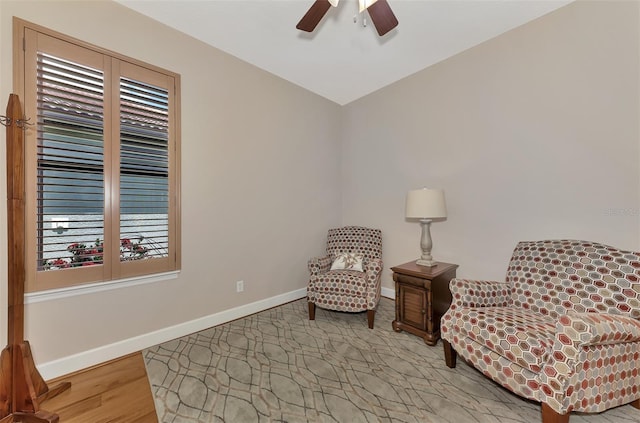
left=296, top=0, right=332, bottom=32
left=367, top=0, right=398, bottom=36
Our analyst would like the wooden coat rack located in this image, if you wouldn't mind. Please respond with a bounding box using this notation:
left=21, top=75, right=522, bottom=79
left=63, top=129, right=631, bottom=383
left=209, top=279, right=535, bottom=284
left=0, top=94, right=70, bottom=422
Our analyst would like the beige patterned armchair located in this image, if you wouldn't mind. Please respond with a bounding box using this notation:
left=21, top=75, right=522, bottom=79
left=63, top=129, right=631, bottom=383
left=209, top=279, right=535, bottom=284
left=441, top=240, right=640, bottom=423
left=307, top=226, right=383, bottom=328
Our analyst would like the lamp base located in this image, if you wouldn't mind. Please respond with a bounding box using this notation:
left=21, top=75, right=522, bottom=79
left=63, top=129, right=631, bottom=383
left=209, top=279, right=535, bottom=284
left=416, top=259, right=437, bottom=267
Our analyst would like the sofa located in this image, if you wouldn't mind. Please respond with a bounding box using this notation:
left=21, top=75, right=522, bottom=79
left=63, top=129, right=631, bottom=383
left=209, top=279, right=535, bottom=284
left=441, top=240, right=640, bottom=423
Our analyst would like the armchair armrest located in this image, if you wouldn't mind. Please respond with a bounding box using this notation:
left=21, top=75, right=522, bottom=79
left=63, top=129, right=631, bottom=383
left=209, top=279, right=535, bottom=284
left=365, top=258, right=383, bottom=288
left=364, top=258, right=383, bottom=309
left=556, top=312, right=640, bottom=348
left=308, top=255, right=332, bottom=276
left=540, top=312, right=640, bottom=414
left=449, top=279, right=511, bottom=308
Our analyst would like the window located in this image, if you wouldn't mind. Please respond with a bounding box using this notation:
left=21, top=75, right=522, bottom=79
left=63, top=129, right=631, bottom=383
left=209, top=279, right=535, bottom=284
left=16, top=20, right=181, bottom=292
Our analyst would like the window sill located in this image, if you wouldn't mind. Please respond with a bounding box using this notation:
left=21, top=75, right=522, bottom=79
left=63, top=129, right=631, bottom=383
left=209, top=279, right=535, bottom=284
left=24, top=270, right=180, bottom=304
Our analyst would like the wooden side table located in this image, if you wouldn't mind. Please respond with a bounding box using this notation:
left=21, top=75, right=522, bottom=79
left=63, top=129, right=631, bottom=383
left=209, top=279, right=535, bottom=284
left=391, top=261, right=458, bottom=346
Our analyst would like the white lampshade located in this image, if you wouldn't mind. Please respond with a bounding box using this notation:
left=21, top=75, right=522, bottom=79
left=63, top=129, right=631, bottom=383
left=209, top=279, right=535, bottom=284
left=405, top=188, right=447, bottom=219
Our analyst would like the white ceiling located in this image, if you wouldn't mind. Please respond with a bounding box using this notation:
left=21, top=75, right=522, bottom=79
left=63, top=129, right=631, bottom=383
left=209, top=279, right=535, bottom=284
left=115, top=0, right=573, bottom=105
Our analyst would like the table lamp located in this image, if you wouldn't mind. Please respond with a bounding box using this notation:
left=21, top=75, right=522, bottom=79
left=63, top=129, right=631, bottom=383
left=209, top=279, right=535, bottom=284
left=405, top=188, right=447, bottom=267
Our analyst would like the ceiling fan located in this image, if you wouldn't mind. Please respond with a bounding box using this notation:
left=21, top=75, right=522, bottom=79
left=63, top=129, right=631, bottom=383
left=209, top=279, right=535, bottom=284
left=296, top=0, right=398, bottom=37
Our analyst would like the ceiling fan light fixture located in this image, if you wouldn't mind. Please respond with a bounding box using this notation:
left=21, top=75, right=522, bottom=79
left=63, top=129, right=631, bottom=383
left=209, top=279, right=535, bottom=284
left=358, top=0, right=379, bottom=13
left=296, top=0, right=397, bottom=36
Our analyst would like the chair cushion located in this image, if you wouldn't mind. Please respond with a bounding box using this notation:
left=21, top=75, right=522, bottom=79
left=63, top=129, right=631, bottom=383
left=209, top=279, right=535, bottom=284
left=311, top=270, right=368, bottom=296
left=449, top=307, right=556, bottom=373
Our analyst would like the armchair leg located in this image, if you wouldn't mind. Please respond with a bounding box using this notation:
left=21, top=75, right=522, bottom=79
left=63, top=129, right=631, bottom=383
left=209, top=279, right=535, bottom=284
left=541, top=403, right=569, bottom=423
left=443, top=340, right=457, bottom=368
left=308, top=302, right=316, bottom=320
left=367, top=310, right=375, bottom=329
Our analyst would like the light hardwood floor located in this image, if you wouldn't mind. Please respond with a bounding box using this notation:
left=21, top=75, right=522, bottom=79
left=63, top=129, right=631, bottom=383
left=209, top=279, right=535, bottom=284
left=40, top=352, right=157, bottom=422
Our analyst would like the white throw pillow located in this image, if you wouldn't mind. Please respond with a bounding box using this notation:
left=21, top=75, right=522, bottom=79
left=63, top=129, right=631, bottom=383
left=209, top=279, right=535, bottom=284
left=330, top=253, right=364, bottom=272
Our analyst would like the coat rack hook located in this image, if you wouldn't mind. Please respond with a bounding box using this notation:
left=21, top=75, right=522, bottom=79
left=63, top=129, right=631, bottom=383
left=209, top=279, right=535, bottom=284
left=0, top=115, right=33, bottom=129
left=16, top=116, right=34, bottom=128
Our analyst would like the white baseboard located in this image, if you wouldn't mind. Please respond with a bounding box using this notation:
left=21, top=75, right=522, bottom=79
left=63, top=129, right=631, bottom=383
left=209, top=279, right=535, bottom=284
left=381, top=286, right=395, bottom=299
left=38, top=288, right=308, bottom=380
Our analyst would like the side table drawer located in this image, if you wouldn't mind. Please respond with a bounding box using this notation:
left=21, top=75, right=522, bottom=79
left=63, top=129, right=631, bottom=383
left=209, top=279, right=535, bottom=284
left=393, top=273, right=431, bottom=288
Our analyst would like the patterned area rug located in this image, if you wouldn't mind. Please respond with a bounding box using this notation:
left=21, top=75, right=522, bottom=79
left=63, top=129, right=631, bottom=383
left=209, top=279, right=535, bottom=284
left=144, top=298, right=640, bottom=422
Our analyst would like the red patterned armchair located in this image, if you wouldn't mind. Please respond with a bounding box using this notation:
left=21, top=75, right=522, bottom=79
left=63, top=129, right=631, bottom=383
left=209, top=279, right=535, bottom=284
left=307, top=226, right=383, bottom=328
left=441, top=240, right=640, bottom=423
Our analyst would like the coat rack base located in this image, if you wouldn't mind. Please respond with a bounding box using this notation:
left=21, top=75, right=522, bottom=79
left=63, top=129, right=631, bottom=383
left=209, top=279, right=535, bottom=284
left=0, top=342, right=70, bottom=422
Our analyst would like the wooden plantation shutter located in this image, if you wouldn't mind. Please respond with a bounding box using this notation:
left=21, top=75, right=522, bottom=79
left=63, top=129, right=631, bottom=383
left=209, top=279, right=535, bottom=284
left=21, top=23, right=180, bottom=292
left=24, top=30, right=111, bottom=290
left=115, top=62, right=177, bottom=279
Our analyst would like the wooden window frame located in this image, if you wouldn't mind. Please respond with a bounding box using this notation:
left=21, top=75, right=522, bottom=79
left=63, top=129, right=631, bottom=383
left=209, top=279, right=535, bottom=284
left=13, top=18, right=181, bottom=293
